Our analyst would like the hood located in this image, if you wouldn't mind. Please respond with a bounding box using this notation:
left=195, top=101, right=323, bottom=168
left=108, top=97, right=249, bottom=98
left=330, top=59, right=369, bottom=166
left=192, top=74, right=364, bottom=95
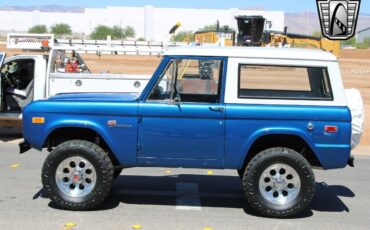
left=48, top=93, right=140, bottom=102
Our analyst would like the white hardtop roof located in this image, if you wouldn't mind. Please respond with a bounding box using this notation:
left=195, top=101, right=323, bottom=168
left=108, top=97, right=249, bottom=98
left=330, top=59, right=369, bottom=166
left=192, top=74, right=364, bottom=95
left=165, top=46, right=338, bottom=61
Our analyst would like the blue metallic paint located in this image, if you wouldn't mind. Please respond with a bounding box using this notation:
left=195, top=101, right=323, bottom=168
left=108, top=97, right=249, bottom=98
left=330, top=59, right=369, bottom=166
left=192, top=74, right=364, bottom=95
left=23, top=100, right=140, bottom=166
left=137, top=56, right=228, bottom=167
left=48, top=92, right=140, bottom=102
left=138, top=102, right=225, bottom=164
left=22, top=55, right=352, bottom=170
left=225, top=104, right=351, bottom=169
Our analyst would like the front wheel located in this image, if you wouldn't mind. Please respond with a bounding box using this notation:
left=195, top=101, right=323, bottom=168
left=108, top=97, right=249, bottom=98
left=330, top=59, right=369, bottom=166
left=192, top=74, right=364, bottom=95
left=243, top=147, right=315, bottom=218
left=42, top=140, right=114, bottom=210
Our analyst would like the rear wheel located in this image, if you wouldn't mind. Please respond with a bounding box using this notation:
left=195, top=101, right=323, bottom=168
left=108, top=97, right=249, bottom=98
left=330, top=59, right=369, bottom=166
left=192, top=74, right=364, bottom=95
left=243, top=147, right=315, bottom=218
left=42, top=140, right=114, bottom=210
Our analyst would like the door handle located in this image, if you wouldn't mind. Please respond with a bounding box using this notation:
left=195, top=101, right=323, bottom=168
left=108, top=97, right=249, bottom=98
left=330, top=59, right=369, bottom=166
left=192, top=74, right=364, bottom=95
left=209, top=106, right=224, bottom=112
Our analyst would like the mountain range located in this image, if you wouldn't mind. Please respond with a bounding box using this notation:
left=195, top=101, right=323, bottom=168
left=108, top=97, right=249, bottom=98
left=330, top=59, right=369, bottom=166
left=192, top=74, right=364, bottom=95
left=285, top=11, right=370, bottom=35
left=0, top=5, right=84, bottom=13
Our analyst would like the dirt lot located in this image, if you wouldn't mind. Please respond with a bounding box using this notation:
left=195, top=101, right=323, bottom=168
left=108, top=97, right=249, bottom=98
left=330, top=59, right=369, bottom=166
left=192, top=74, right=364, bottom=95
left=82, top=54, right=162, bottom=74
left=339, top=49, right=370, bottom=151
left=0, top=45, right=369, bottom=151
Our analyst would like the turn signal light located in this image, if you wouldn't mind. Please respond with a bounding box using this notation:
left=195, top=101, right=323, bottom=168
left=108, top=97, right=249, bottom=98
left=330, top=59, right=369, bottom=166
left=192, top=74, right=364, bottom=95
left=32, top=117, right=45, bottom=124
left=324, top=125, right=338, bottom=133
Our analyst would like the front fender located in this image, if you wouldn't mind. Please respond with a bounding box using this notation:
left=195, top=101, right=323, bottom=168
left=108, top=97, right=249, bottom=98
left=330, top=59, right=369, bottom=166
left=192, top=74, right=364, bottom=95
left=46, top=120, right=116, bottom=151
left=23, top=100, right=139, bottom=166
left=26, top=117, right=115, bottom=155
left=25, top=114, right=139, bottom=167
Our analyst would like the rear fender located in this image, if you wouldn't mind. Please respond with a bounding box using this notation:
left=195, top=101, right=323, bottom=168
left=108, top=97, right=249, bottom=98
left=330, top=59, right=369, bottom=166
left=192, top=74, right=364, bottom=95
left=238, top=127, right=317, bottom=167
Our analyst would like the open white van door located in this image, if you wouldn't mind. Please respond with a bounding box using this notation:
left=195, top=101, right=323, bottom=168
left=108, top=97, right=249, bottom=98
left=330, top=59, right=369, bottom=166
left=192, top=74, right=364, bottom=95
left=0, top=52, right=6, bottom=111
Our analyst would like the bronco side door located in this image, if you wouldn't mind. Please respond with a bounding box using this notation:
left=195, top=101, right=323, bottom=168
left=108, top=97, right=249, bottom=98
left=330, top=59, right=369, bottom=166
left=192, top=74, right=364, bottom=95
left=137, top=56, right=227, bottom=168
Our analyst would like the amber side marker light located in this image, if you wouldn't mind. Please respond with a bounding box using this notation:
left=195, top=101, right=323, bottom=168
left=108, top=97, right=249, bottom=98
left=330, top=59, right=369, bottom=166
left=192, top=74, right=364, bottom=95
left=324, top=125, right=338, bottom=133
left=32, top=117, right=45, bottom=124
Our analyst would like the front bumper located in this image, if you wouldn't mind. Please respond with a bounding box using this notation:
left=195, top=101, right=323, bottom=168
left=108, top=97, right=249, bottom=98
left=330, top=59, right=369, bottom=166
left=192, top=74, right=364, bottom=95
left=19, top=140, right=31, bottom=154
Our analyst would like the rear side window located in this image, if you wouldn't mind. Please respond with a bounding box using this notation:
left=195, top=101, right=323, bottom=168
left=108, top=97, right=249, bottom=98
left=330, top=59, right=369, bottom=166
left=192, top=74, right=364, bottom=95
left=238, top=64, right=333, bottom=100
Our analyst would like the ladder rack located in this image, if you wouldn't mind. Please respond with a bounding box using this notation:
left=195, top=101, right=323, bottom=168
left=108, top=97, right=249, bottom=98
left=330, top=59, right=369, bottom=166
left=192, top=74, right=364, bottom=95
left=6, top=33, right=189, bottom=56
left=7, top=33, right=54, bottom=50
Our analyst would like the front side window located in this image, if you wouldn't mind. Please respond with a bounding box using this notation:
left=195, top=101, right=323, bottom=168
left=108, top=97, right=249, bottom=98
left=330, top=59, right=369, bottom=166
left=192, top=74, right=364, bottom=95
left=1, top=59, right=35, bottom=90
left=148, top=58, right=223, bottom=103
left=238, top=64, right=333, bottom=100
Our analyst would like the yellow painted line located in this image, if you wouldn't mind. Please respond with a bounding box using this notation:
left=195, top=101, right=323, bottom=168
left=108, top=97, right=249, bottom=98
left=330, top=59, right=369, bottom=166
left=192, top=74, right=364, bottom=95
left=64, top=222, right=77, bottom=230
left=9, top=163, right=21, bottom=168
left=131, top=224, right=143, bottom=229
left=203, top=227, right=214, bottom=230
left=64, top=223, right=77, bottom=227
left=207, top=170, right=214, bottom=175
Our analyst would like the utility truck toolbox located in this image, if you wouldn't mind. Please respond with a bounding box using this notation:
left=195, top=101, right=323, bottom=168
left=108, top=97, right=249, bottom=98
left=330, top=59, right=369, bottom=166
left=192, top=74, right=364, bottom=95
left=20, top=46, right=364, bottom=218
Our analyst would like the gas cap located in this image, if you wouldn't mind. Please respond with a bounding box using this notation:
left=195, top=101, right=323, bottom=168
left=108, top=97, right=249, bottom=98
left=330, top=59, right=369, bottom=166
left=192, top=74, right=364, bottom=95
left=307, top=122, right=315, bottom=131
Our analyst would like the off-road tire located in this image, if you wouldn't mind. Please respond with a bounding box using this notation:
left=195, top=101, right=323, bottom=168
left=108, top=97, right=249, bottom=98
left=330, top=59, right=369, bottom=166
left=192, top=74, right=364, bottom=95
left=42, top=140, right=114, bottom=210
left=243, top=147, right=315, bottom=218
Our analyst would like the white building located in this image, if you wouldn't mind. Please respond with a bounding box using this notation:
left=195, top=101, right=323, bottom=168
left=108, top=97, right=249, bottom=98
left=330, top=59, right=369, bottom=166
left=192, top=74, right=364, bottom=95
left=0, top=6, right=285, bottom=41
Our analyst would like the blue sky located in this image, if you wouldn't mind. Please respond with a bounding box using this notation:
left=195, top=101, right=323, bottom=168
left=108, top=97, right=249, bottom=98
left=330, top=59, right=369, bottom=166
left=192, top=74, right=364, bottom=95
left=3, top=0, right=370, bottom=14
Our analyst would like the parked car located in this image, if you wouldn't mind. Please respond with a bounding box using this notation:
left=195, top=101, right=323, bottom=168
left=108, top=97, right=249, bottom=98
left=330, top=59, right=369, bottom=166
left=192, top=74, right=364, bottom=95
left=20, top=46, right=364, bottom=218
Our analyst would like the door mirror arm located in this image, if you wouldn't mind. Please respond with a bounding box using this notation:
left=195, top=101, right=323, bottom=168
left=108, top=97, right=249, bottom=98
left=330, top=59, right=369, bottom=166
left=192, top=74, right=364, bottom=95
left=170, top=93, right=181, bottom=105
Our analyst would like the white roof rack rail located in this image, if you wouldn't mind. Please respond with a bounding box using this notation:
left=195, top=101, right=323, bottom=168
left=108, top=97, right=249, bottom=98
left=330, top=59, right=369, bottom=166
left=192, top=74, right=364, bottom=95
left=7, top=33, right=54, bottom=50
left=6, top=33, right=216, bottom=55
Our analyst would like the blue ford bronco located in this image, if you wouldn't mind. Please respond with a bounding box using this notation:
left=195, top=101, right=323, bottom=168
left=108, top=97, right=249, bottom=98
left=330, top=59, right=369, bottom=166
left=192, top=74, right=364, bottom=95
left=20, top=47, right=363, bottom=218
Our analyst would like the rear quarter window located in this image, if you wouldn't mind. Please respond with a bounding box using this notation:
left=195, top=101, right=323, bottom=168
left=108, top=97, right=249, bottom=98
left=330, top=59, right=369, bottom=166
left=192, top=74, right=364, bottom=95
left=238, top=64, right=333, bottom=100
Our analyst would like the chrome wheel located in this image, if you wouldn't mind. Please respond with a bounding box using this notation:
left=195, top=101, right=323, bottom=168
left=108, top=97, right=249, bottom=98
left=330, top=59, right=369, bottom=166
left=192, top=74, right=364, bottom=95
left=258, top=163, right=301, bottom=205
left=55, top=156, right=97, bottom=198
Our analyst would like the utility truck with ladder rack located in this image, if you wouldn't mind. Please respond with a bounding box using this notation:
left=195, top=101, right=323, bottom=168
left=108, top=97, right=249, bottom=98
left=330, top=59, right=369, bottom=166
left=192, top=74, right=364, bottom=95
left=0, top=34, right=154, bottom=127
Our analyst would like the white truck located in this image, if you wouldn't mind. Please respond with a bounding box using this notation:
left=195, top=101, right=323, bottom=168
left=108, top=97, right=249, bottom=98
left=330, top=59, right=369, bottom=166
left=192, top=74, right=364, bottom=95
left=0, top=34, right=152, bottom=127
